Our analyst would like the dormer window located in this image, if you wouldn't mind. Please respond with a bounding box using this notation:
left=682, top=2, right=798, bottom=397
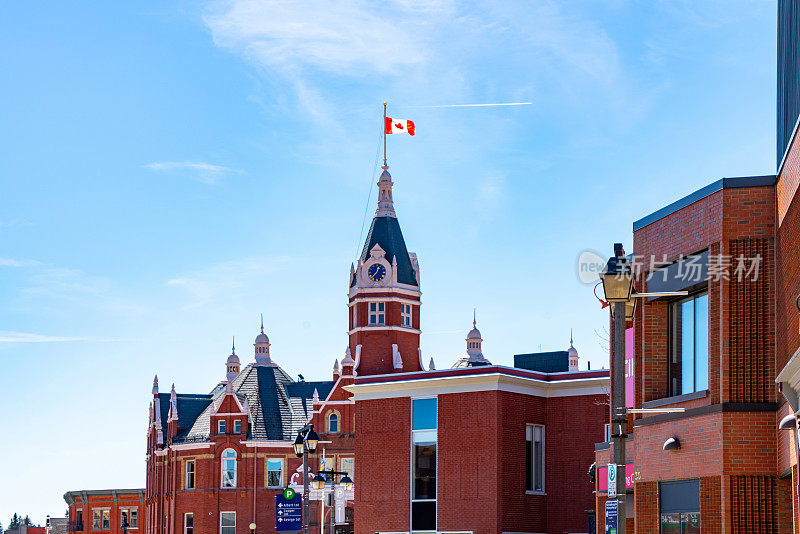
left=401, top=304, right=412, bottom=327
left=234, top=420, right=241, bottom=434
left=218, top=420, right=226, bottom=434
left=369, top=302, right=385, bottom=325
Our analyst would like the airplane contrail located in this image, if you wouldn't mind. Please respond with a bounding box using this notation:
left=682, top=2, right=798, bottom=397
left=408, top=102, right=533, bottom=108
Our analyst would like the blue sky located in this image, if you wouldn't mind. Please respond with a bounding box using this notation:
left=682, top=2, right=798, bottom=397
left=0, top=0, right=777, bottom=523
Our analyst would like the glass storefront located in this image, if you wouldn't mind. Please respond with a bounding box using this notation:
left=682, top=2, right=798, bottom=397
left=660, top=480, right=700, bottom=533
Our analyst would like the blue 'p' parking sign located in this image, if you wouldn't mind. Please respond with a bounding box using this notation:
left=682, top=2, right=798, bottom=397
left=276, top=493, right=303, bottom=531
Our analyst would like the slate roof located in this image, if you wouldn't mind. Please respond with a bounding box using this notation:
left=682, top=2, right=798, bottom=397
left=351, top=216, right=418, bottom=287
left=167, top=364, right=335, bottom=444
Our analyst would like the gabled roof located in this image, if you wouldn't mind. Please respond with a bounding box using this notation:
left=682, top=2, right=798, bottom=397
left=352, top=216, right=417, bottom=287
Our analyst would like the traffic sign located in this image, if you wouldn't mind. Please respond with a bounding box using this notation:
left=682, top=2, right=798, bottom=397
left=282, top=487, right=296, bottom=501
left=607, top=463, right=617, bottom=498
left=605, top=499, right=618, bottom=534
left=276, top=493, right=303, bottom=531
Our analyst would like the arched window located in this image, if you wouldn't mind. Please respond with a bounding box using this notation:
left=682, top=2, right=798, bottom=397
left=221, top=449, right=237, bottom=488
left=328, top=412, right=339, bottom=433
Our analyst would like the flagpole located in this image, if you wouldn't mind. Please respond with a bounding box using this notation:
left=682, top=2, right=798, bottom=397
left=383, top=101, right=388, bottom=169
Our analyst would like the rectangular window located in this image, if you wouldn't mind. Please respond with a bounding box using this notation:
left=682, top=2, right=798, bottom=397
left=121, top=509, right=137, bottom=529
left=186, top=460, right=196, bottom=489
left=218, top=420, right=226, bottom=434
left=220, top=512, right=235, bottom=534
left=102, top=510, right=110, bottom=530
left=267, top=458, right=283, bottom=488
left=184, top=514, right=193, bottom=534
left=92, top=511, right=101, bottom=530
left=340, top=457, right=354, bottom=482
left=604, top=423, right=611, bottom=443
left=525, top=424, right=545, bottom=492
left=660, top=479, right=701, bottom=533
left=412, top=397, right=437, bottom=532
left=234, top=420, right=241, bottom=434
left=670, top=292, right=709, bottom=396
left=401, top=303, right=412, bottom=327
left=369, top=302, right=385, bottom=325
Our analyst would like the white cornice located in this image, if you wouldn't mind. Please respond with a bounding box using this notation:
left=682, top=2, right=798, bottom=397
left=348, top=326, right=421, bottom=335
left=348, top=285, right=421, bottom=298
left=169, top=442, right=213, bottom=451
left=348, top=296, right=421, bottom=306
left=344, top=372, right=609, bottom=401
left=241, top=440, right=294, bottom=448
left=777, top=346, right=800, bottom=392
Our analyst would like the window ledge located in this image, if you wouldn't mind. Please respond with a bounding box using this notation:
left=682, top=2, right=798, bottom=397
left=642, top=390, right=707, bottom=409
left=525, top=490, right=547, bottom=496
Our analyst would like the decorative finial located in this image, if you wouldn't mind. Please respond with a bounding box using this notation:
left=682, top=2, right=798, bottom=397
left=473, top=308, right=476, bottom=328
left=570, top=328, right=574, bottom=348
left=232, top=336, right=236, bottom=354
left=429, top=357, right=435, bottom=371
left=152, top=375, right=159, bottom=395
left=313, top=388, right=320, bottom=403
left=260, top=314, right=264, bottom=334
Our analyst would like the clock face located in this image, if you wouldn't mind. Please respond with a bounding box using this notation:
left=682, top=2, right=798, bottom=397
left=367, top=263, right=387, bottom=282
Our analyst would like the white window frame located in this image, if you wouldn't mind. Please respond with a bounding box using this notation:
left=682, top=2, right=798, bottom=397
left=234, top=419, right=241, bottom=434
left=328, top=411, right=339, bottom=433
left=266, top=458, right=284, bottom=488
left=401, top=303, right=412, bottom=327
left=218, top=420, right=226, bottom=434
left=221, top=448, right=237, bottom=488
left=220, top=512, right=236, bottom=534
left=120, top=508, right=138, bottom=529
left=369, top=302, right=385, bottom=325
left=185, top=460, right=196, bottom=490
left=184, top=513, right=193, bottom=534
left=340, top=457, right=354, bottom=482
left=526, top=424, right=545, bottom=494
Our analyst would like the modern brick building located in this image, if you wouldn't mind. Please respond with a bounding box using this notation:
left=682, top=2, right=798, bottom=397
left=63, top=489, right=145, bottom=533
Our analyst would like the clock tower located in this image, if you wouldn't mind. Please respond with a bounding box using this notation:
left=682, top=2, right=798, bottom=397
left=348, top=165, right=423, bottom=375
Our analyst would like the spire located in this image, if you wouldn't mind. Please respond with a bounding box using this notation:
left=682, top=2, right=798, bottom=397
left=254, top=317, right=271, bottom=366
left=333, top=358, right=340, bottom=377
left=473, top=308, right=477, bottom=328
left=313, top=388, right=320, bottom=403
left=567, top=330, right=579, bottom=371
left=232, top=336, right=236, bottom=353
left=375, top=167, right=396, bottom=217
left=429, top=357, right=436, bottom=371
left=260, top=314, right=264, bottom=334
left=226, top=339, right=241, bottom=387
left=168, top=384, right=178, bottom=422
left=570, top=328, right=574, bottom=348
left=152, top=375, right=159, bottom=396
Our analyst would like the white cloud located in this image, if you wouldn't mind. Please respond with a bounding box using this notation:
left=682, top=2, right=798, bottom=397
left=0, top=331, right=94, bottom=343
left=143, top=161, right=243, bottom=184
left=203, top=0, right=444, bottom=75
left=0, top=258, right=41, bottom=267
left=167, top=256, right=292, bottom=308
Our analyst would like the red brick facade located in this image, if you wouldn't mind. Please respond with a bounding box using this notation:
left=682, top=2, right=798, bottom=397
left=64, top=490, right=144, bottom=534
left=349, top=366, right=610, bottom=534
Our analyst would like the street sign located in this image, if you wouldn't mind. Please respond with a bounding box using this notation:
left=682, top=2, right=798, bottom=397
left=334, top=486, right=346, bottom=524
left=605, top=499, right=618, bottom=534
left=607, top=463, right=617, bottom=498
left=283, top=487, right=296, bottom=501
left=276, top=493, right=303, bottom=531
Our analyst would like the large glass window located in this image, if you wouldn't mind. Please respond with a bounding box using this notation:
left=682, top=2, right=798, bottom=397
left=412, top=397, right=437, bottom=533
left=185, top=460, right=195, bottom=489
left=525, top=425, right=545, bottom=492
left=660, top=479, right=700, bottom=533
left=670, top=292, right=709, bottom=396
left=267, top=459, right=283, bottom=488
left=369, top=302, right=385, bottom=325
left=92, top=510, right=110, bottom=531
left=340, top=457, right=354, bottom=482
left=220, top=512, right=235, bottom=534
left=221, top=449, right=237, bottom=488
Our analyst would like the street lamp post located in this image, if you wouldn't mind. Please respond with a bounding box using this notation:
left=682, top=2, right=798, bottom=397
left=313, top=470, right=354, bottom=534
left=600, top=243, right=635, bottom=534
left=294, top=424, right=320, bottom=534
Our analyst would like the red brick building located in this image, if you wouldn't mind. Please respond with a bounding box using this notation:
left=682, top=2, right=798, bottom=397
left=144, top=165, right=422, bottom=534
left=63, top=489, right=145, bottom=533
left=347, top=324, right=610, bottom=534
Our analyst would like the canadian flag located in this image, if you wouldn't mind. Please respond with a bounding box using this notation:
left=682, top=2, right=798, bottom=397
left=385, top=117, right=416, bottom=136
